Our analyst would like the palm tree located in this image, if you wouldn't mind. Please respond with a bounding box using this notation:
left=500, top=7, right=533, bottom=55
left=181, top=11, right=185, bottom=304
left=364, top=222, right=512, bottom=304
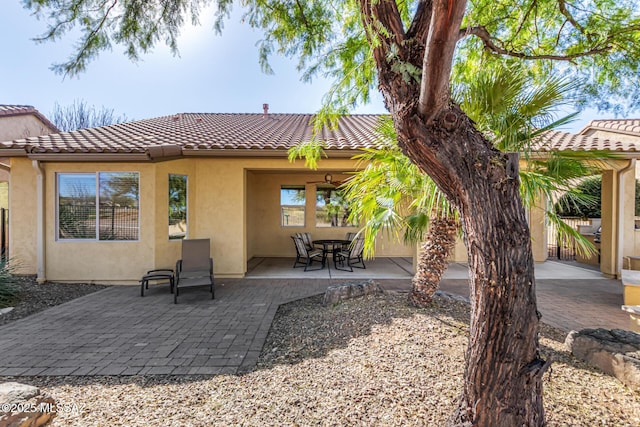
left=341, top=64, right=600, bottom=306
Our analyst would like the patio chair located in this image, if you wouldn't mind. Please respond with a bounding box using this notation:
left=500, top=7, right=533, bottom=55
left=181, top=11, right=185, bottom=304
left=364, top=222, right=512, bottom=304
left=335, top=236, right=366, bottom=271
left=174, top=238, right=214, bottom=303
left=296, top=232, right=317, bottom=251
left=342, top=232, right=358, bottom=250
left=292, top=235, right=326, bottom=271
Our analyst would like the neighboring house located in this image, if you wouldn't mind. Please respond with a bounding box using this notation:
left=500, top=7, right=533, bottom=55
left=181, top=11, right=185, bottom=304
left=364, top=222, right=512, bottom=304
left=0, top=105, right=59, bottom=208
left=0, top=105, right=59, bottom=259
left=1, top=111, right=639, bottom=283
left=536, top=121, right=640, bottom=278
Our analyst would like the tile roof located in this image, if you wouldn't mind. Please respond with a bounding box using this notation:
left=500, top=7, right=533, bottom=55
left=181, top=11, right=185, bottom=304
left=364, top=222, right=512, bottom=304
left=534, top=130, right=640, bottom=152
left=2, top=112, right=639, bottom=158
left=0, top=104, right=60, bottom=133
left=580, top=119, right=640, bottom=136
left=0, top=113, right=385, bottom=156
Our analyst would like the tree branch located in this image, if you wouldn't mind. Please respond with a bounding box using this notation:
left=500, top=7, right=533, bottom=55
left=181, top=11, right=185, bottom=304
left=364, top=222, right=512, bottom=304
left=406, top=0, right=433, bottom=41
left=557, top=0, right=585, bottom=34
left=359, top=0, right=406, bottom=46
left=418, top=0, right=468, bottom=121
left=462, top=26, right=613, bottom=61
left=62, top=0, right=119, bottom=75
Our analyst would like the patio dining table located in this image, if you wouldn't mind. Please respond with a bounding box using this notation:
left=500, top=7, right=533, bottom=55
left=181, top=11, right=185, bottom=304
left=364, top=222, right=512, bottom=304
left=313, top=239, right=352, bottom=269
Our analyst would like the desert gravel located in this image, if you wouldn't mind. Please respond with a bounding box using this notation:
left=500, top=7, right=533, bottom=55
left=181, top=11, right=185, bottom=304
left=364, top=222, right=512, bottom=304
left=2, top=291, right=639, bottom=426
left=0, top=277, right=107, bottom=326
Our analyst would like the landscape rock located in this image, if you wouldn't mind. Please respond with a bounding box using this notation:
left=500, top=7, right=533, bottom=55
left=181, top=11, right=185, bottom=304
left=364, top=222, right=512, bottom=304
left=565, top=328, right=640, bottom=392
left=322, top=280, right=382, bottom=305
left=0, top=382, right=57, bottom=427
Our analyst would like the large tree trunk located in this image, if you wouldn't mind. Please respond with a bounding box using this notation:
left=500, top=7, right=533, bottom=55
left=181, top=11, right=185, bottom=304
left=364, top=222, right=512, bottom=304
left=358, top=1, right=545, bottom=424
left=397, top=108, right=546, bottom=426
left=408, top=216, right=458, bottom=307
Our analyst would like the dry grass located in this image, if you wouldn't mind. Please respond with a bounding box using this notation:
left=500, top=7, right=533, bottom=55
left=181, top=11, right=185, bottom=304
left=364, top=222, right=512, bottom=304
left=5, top=292, right=640, bottom=426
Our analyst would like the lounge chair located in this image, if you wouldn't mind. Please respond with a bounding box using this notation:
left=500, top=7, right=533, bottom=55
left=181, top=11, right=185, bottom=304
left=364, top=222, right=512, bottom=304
left=335, top=236, right=366, bottom=271
left=292, top=235, right=326, bottom=271
left=174, top=238, right=214, bottom=303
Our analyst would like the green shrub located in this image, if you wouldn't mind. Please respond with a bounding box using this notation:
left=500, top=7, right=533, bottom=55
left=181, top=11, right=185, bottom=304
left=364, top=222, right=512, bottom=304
left=0, top=259, right=19, bottom=309
left=555, top=176, right=602, bottom=218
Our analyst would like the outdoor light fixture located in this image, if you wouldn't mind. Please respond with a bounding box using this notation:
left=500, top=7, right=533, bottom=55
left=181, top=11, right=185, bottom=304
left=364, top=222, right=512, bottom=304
left=325, top=173, right=332, bottom=183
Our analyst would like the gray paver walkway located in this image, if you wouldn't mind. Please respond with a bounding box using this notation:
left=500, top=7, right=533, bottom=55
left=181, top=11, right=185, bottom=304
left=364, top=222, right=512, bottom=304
left=0, top=260, right=632, bottom=377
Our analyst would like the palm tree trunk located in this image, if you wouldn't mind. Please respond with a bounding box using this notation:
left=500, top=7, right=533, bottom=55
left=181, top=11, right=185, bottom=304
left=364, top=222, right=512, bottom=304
left=409, top=217, right=458, bottom=307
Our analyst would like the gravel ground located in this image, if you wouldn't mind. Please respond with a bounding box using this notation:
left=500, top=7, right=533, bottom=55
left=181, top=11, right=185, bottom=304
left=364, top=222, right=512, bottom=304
left=1, top=290, right=639, bottom=426
left=0, top=276, right=108, bottom=326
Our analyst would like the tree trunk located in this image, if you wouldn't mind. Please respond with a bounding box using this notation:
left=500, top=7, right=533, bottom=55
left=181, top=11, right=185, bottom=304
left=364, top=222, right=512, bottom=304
left=408, top=216, right=458, bottom=307
left=358, top=1, right=545, bottom=423
left=395, top=108, right=545, bottom=426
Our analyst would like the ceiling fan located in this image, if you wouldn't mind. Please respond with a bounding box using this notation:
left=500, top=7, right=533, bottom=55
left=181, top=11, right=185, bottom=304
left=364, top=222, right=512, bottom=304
left=307, top=173, right=344, bottom=186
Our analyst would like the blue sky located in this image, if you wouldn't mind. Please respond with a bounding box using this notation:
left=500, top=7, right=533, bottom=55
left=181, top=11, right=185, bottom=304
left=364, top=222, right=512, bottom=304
left=0, top=2, right=614, bottom=132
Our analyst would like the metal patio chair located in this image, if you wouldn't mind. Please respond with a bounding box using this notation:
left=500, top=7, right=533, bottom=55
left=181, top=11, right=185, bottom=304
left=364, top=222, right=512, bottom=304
left=335, top=236, right=366, bottom=271
left=292, top=235, right=326, bottom=271
left=296, top=232, right=318, bottom=251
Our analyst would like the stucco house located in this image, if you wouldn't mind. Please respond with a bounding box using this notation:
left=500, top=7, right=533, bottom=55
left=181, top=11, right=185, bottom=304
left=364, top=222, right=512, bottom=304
left=1, top=110, right=415, bottom=283
left=1, top=110, right=639, bottom=284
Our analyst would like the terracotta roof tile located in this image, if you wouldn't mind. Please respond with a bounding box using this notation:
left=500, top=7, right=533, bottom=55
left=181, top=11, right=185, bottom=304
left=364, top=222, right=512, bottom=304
left=3, top=112, right=639, bottom=157
left=581, top=119, right=640, bottom=135
left=1, top=113, right=386, bottom=155
left=534, top=130, right=640, bottom=152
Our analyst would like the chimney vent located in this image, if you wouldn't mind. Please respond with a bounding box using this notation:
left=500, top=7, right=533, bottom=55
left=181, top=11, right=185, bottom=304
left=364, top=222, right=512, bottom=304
left=262, top=103, right=269, bottom=117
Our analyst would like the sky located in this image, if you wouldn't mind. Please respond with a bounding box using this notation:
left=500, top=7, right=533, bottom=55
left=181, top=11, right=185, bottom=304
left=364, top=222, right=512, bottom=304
left=0, top=1, right=621, bottom=133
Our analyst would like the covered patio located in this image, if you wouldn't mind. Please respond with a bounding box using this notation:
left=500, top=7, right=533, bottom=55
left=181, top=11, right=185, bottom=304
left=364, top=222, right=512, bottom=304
left=246, top=256, right=414, bottom=279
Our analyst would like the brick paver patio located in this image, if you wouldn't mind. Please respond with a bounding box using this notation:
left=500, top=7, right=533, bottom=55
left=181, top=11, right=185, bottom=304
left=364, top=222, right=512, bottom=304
left=0, top=279, right=336, bottom=376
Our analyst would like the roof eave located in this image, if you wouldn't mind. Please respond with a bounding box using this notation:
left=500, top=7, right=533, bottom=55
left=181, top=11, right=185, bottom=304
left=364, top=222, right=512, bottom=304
left=531, top=150, right=640, bottom=159
left=26, top=153, right=151, bottom=162
left=181, top=148, right=362, bottom=158
left=0, top=149, right=29, bottom=157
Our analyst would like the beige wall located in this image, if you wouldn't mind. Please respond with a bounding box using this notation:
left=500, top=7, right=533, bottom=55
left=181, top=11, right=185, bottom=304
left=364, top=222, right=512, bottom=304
left=529, top=200, right=548, bottom=263
left=8, top=158, right=37, bottom=273
left=194, top=159, right=248, bottom=277
left=0, top=181, right=7, bottom=210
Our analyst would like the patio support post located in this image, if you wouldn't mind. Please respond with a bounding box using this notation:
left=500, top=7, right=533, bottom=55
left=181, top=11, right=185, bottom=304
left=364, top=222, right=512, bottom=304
left=601, top=170, right=618, bottom=278
left=32, top=160, right=46, bottom=283
left=617, top=159, right=636, bottom=278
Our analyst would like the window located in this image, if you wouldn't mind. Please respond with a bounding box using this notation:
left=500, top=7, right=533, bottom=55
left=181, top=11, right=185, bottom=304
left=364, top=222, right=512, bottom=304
left=281, top=186, right=305, bottom=226
left=169, top=174, right=188, bottom=239
left=316, top=186, right=353, bottom=227
left=57, top=172, right=139, bottom=240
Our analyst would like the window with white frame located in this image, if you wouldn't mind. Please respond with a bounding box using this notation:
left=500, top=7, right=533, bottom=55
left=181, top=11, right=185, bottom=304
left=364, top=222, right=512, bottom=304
left=57, top=172, right=140, bottom=240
